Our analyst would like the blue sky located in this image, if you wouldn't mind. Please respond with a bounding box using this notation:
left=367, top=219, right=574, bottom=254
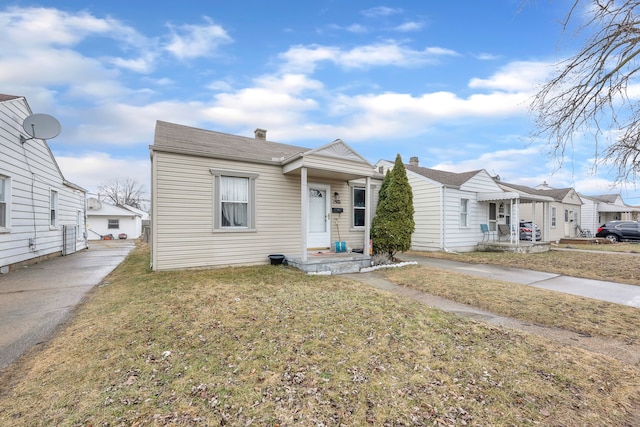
left=3, top=1, right=639, bottom=204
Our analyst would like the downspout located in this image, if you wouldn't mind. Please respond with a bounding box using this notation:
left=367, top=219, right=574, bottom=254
left=441, top=186, right=446, bottom=250
left=364, top=176, right=371, bottom=257
left=301, top=167, right=308, bottom=262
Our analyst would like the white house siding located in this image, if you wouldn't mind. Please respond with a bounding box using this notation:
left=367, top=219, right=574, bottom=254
left=152, top=151, right=304, bottom=270
left=580, top=199, right=598, bottom=234
left=87, top=215, right=141, bottom=240
left=0, top=96, right=87, bottom=271
left=446, top=172, right=502, bottom=251
left=406, top=172, right=442, bottom=251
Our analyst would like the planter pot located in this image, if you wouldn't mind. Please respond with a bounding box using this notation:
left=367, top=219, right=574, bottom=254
left=268, top=254, right=286, bottom=265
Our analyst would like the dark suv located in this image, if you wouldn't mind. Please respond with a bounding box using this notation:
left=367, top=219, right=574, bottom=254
left=596, top=221, right=640, bottom=242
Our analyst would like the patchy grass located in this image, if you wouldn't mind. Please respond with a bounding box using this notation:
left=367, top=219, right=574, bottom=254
left=406, top=248, right=640, bottom=286
left=379, top=264, right=640, bottom=343
left=0, top=244, right=639, bottom=426
left=554, top=242, right=640, bottom=253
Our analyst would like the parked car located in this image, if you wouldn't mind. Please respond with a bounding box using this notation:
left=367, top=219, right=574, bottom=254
left=596, top=220, right=640, bottom=242
left=519, top=221, right=541, bottom=241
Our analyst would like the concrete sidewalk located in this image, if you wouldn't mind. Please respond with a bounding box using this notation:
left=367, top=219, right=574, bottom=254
left=395, top=253, right=640, bottom=308
left=0, top=240, right=134, bottom=370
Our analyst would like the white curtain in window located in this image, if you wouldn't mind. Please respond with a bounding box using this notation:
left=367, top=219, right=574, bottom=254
left=221, top=176, right=248, bottom=227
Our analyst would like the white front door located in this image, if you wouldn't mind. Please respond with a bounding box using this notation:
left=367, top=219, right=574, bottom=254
left=307, top=184, right=331, bottom=248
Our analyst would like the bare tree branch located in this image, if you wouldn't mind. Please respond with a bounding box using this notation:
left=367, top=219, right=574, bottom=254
left=97, top=178, right=146, bottom=209
left=531, top=0, right=640, bottom=182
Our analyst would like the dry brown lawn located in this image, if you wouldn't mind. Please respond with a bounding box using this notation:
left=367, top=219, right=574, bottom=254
left=0, top=243, right=639, bottom=426
left=406, top=243, right=640, bottom=285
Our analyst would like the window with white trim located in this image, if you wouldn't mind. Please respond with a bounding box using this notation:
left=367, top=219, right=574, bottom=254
left=108, top=219, right=119, bottom=229
left=460, top=198, right=469, bottom=227
left=0, top=175, right=9, bottom=230
left=352, top=187, right=366, bottom=227
left=551, top=207, right=557, bottom=227
left=50, top=189, right=58, bottom=227
left=211, top=169, right=258, bottom=231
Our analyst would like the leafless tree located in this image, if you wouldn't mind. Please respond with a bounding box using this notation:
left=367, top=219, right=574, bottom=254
left=531, top=0, right=640, bottom=181
left=97, top=178, right=146, bottom=209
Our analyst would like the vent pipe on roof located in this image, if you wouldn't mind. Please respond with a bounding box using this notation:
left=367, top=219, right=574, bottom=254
left=409, top=156, right=419, bottom=167
left=254, top=128, right=267, bottom=140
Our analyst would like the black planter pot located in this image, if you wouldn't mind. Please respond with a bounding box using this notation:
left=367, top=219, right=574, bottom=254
left=268, top=254, right=286, bottom=265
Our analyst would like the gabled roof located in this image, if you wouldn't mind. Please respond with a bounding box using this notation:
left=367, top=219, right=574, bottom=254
left=0, top=94, right=22, bottom=103
left=152, top=120, right=308, bottom=164
left=499, top=182, right=576, bottom=202
left=404, top=164, right=482, bottom=187
left=581, top=194, right=621, bottom=204
left=87, top=198, right=143, bottom=217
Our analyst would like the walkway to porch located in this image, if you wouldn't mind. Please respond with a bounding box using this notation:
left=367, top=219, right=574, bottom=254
left=286, top=250, right=371, bottom=274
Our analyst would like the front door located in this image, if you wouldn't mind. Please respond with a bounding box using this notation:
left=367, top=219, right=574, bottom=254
left=307, top=184, right=331, bottom=248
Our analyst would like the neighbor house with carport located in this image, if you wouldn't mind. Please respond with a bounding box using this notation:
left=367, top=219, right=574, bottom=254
left=376, top=157, right=525, bottom=252
left=149, top=121, right=382, bottom=272
left=579, top=194, right=640, bottom=235
left=0, top=94, right=87, bottom=273
left=497, top=181, right=583, bottom=242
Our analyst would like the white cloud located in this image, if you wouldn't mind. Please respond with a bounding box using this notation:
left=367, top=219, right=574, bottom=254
left=361, top=6, right=403, bottom=18
left=279, top=42, right=458, bottom=73
left=394, top=21, right=424, bottom=32
left=164, top=17, right=232, bottom=60
left=469, top=61, right=552, bottom=92
left=55, top=152, right=150, bottom=195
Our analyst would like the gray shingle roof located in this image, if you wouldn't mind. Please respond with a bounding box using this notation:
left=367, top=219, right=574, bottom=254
left=405, top=164, right=482, bottom=187
left=499, top=182, right=574, bottom=201
left=0, top=94, right=22, bottom=102
left=152, top=120, right=309, bottom=163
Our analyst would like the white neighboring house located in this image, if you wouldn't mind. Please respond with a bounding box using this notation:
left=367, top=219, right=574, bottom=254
left=86, top=197, right=146, bottom=240
left=376, top=157, right=520, bottom=252
left=579, top=194, right=640, bottom=234
left=0, top=94, right=87, bottom=273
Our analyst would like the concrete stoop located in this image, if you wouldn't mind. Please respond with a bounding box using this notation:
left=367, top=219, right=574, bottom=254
left=286, top=253, right=372, bottom=274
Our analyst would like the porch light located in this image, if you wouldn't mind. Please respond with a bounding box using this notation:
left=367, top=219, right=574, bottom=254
left=333, top=192, right=341, bottom=204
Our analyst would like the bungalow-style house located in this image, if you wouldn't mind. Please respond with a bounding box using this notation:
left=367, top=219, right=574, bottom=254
left=580, top=194, right=640, bottom=234
left=497, top=181, right=583, bottom=241
left=0, top=94, right=87, bottom=273
left=376, top=157, right=528, bottom=252
left=86, top=197, right=146, bottom=240
left=150, top=121, right=380, bottom=272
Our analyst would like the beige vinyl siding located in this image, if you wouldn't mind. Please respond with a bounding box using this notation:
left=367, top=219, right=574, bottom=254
left=303, top=155, right=375, bottom=178
left=152, top=151, right=303, bottom=270
left=0, top=97, right=87, bottom=269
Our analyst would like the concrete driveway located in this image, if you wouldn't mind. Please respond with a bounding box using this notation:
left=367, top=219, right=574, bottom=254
left=0, top=239, right=134, bottom=370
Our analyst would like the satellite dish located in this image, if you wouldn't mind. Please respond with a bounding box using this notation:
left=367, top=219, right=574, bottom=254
left=22, top=113, right=61, bottom=140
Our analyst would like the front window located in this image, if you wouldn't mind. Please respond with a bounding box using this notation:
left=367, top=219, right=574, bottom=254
left=551, top=207, right=557, bottom=227
left=211, top=169, right=258, bottom=231
left=50, top=189, right=58, bottom=227
left=221, top=176, right=249, bottom=227
left=460, top=198, right=469, bottom=227
left=353, top=187, right=366, bottom=227
left=108, top=219, right=119, bottom=229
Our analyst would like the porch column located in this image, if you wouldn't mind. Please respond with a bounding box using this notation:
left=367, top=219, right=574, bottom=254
left=364, top=176, right=371, bottom=256
left=301, top=167, right=308, bottom=261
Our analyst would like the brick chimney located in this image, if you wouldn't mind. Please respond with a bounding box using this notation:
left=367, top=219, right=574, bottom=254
left=254, top=128, right=267, bottom=140
left=409, top=156, right=419, bottom=167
